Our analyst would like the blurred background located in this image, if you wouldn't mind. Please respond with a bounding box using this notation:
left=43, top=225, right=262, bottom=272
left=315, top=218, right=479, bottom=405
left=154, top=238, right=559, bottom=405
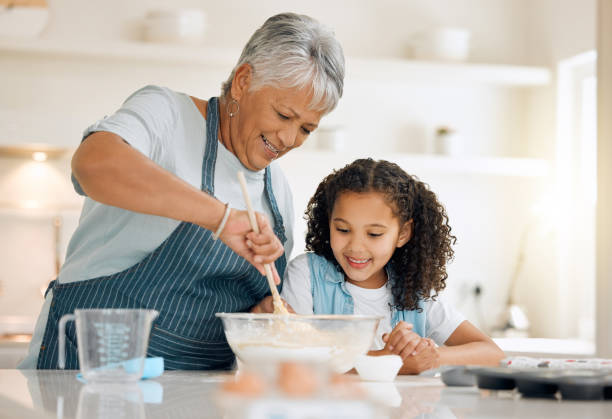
left=0, top=0, right=608, bottom=367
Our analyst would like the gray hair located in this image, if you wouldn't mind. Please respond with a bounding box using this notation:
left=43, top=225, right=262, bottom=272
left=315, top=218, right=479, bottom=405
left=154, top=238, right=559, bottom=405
left=221, top=12, right=345, bottom=114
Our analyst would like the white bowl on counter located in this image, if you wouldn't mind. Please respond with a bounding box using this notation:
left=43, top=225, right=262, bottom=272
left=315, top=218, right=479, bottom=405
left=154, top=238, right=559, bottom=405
left=354, top=354, right=403, bottom=382
left=143, top=8, right=206, bottom=44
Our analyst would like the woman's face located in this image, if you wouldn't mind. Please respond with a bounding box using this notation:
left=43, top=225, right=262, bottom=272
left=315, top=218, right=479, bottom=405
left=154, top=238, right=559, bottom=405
left=230, top=79, right=323, bottom=171
left=329, top=191, right=411, bottom=289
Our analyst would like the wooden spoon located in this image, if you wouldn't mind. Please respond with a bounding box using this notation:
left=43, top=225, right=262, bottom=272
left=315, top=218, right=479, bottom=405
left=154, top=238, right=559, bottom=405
left=237, top=171, right=289, bottom=314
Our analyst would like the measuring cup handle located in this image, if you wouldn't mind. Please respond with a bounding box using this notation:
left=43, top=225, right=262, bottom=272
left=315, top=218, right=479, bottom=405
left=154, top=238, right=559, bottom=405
left=57, top=314, right=75, bottom=369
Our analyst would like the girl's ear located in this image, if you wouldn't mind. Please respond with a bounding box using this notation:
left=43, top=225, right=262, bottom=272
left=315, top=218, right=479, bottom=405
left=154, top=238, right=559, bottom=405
left=230, top=63, right=253, bottom=101
left=397, top=219, right=413, bottom=248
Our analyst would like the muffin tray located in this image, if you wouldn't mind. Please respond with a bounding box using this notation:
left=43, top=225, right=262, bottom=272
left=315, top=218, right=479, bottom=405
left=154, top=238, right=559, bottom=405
left=440, top=365, right=477, bottom=387
left=466, top=366, right=612, bottom=400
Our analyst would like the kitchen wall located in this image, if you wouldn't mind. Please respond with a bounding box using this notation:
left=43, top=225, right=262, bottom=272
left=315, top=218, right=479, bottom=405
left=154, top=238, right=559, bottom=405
left=0, top=0, right=597, bottom=341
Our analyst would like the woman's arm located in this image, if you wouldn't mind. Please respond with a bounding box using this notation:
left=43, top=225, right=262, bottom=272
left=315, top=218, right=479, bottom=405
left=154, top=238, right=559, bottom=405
left=73, top=132, right=225, bottom=229
left=438, top=320, right=505, bottom=366
left=72, top=131, right=284, bottom=281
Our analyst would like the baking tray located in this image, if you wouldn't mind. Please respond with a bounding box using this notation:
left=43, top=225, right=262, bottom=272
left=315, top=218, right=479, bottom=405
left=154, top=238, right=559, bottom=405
left=470, top=367, right=612, bottom=400
left=514, top=370, right=563, bottom=398
left=469, top=367, right=521, bottom=390
left=440, top=366, right=477, bottom=387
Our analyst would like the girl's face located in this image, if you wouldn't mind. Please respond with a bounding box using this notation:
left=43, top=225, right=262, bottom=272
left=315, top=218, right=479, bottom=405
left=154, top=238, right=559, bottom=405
left=227, top=64, right=323, bottom=171
left=329, top=191, right=412, bottom=289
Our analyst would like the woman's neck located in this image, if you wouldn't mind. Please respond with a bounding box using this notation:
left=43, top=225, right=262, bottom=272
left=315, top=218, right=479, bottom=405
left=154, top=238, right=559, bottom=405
left=217, top=96, right=233, bottom=153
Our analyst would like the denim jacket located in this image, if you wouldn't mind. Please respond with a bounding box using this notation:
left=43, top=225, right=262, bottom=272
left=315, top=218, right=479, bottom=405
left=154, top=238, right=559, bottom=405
left=307, top=253, right=426, bottom=337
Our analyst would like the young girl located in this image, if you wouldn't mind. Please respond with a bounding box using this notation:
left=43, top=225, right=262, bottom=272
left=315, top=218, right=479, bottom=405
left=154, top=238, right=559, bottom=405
left=281, top=158, right=504, bottom=374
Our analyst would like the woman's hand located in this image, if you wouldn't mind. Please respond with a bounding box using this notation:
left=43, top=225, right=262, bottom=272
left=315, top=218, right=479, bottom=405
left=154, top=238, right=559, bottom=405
left=219, top=209, right=285, bottom=284
left=382, top=321, right=423, bottom=361
left=250, top=296, right=295, bottom=314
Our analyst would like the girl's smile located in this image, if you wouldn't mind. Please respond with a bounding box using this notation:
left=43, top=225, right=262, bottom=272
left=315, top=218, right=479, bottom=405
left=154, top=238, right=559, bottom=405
left=345, top=256, right=372, bottom=269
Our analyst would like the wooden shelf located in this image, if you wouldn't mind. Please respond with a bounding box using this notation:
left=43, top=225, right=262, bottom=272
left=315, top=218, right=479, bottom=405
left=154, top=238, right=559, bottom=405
left=0, top=38, right=551, bottom=86
left=348, top=57, right=551, bottom=86
left=0, top=38, right=239, bottom=67
left=391, top=153, right=551, bottom=177
left=280, top=150, right=550, bottom=178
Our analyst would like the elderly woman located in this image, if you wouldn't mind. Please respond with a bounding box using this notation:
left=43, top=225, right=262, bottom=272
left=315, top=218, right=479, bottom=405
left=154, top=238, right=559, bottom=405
left=20, top=12, right=344, bottom=370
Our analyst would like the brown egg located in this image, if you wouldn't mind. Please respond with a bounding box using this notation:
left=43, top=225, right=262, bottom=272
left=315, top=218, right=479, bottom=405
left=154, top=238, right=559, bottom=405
left=277, top=361, right=319, bottom=397
left=221, top=371, right=266, bottom=396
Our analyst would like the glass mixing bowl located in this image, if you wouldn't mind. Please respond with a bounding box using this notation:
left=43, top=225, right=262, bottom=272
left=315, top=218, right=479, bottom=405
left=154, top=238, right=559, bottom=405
left=216, top=313, right=381, bottom=373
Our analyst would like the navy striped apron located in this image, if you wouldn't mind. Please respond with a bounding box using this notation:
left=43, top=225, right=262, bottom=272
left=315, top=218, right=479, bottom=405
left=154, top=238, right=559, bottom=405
left=36, top=97, right=287, bottom=370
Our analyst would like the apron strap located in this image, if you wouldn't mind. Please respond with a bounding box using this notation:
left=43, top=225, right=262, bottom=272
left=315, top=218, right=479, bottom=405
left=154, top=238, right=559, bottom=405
left=202, top=97, right=220, bottom=194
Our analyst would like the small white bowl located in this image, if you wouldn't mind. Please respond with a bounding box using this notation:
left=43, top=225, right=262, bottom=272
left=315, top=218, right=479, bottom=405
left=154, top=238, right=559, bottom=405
left=354, top=354, right=403, bottom=382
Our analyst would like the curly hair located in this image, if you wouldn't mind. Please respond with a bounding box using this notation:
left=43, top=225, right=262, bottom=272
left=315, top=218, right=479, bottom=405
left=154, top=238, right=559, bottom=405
left=305, top=158, right=456, bottom=311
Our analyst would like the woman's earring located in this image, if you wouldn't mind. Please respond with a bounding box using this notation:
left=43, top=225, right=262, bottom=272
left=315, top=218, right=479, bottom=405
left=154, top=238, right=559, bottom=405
left=227, top=99, right=240, bottom=118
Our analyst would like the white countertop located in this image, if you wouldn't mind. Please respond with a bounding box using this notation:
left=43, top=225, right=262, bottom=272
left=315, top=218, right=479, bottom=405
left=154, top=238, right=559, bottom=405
left=0, top=369, right=609, bottom=419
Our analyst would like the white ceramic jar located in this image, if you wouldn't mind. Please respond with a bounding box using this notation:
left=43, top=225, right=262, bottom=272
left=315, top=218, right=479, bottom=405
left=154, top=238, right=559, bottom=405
left=0, top=1, right=49, bottom=39
left=143, top=9, right=206, bottom=44
left=412, top=27, right=471, bottom=62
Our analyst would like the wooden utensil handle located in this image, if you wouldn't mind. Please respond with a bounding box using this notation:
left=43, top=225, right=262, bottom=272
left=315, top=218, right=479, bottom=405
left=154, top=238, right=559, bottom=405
left=237, top=172, right=288, bottom=314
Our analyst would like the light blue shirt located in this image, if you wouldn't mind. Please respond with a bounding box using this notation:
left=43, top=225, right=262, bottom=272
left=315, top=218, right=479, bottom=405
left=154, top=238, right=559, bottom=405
left=306, top=252, right=427, bottom=337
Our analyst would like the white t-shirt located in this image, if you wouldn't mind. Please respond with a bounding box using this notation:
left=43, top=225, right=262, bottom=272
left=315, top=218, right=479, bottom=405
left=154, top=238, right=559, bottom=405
left=281, top=253, right=465, bottom=350
left=20, top=85, right=295, bottom=369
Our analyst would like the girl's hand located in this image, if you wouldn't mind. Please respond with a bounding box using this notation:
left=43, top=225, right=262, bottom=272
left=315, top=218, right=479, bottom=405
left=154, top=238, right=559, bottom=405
left=400, top=338, right=441, bottom=374
left=250, top=296, right=295, bottom=314
left=382, top=321, right=423, bottom=361
left=218, top=210, right=284, bottom=284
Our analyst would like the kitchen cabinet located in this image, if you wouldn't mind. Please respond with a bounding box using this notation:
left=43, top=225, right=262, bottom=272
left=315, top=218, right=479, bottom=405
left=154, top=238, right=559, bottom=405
left=0, top=340, right=29, bottom=369
left=0, top=315, right=34, bottom=368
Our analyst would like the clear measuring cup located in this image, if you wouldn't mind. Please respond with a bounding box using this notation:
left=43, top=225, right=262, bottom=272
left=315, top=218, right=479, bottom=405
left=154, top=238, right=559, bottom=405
left=58, top=308, right=159, bottom=382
